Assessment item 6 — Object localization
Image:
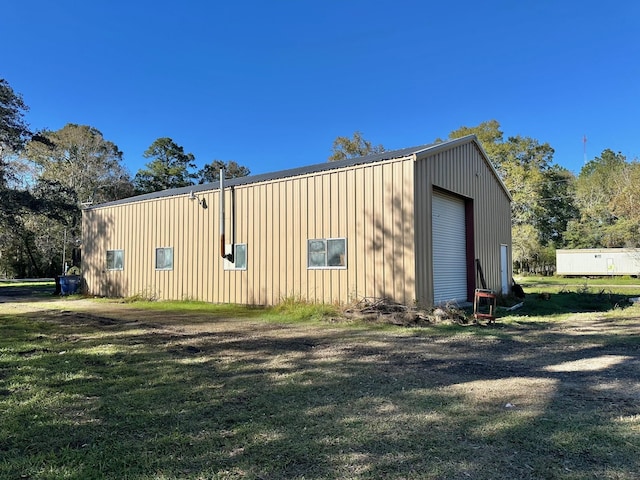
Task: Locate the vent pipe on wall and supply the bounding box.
[219,168,234,261]
[220,168,226,259]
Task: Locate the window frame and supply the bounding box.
[155,247,174,271]
[223,243,247,271]
[307,237,347,269]
[106,249,124,271]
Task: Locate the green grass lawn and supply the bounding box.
[509,275,640,318]
[1,282,639,479]
[516,274,640,287]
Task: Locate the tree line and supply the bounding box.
[445,120,640,273]
[0,79,250,277]
[2,78,638,278]
[327,124,640,274]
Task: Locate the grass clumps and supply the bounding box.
[3,289,640,479]
[267,296,341,322]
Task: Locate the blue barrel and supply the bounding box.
[60,275,81,295]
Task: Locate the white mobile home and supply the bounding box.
[82,135,512,306]
[556,249,640,276]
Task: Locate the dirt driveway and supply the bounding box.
[2,285,640,479]
[3,285,639,413]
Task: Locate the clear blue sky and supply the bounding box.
[4,1,639,177]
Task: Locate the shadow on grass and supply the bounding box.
[1,305,639,479]
[0,283,57,302]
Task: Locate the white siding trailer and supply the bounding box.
[556,249,640,276]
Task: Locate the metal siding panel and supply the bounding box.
[264,181,273,304]
[130,203,139,297]
[232,188,244,303]
[371,166,382,297]
[257,183,264,304]
[157,200,165,299]
[112,206,123,297]
[118,205,128,297]
[197,194,206,301]
[306,177,316,301]
[119,206,127,297]
[378,163,391,298]
[169,198,177,300]
[255,184,263,304]
[391,161,403,302]
[215,191,222,302]
[242,187,249,303]
[183,196,192,300]
[414,160,433,306]
[309,176,317,301]
[290,179,299,299]
[239,188,248,303]
[337,171,348,302]
[353,167,365,300]
[140,202,149,298]
[155,200,163,299]
[298,178,308,301]
[389,162,398,300]
[347,168,359,301]
[149,202,156,298]
[269,182,278,305]
[136,204,144,294]
[253,185,263,304]
[118,206,128,297]
[283,180,293,300]
[189,196,198,300]
[196,195,204,301]
[170,198,177,300]
[203,192,212,303]
[246,186,257,304]
[394,161,406,301]
[329,173,339,302]
[176,198,184,300]
[179,199,193,300]
[197,195,206,301]
[364,166,375,297]
[320,174,330,302]
[149,201,156,297]
[148,201,159,298]
[222,189,230,303]
[404,160,416,305]
[83,209,96,295]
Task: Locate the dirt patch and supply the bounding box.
[3,290,640,479]
[3,292,638,395]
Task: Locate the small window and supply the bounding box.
[155,247,174,270]
[106,250,124,271]
[307,238,346,269]
[224,244,247,271]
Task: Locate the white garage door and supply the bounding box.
[432,190,468,304]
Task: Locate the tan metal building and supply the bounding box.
[82,135,512,306]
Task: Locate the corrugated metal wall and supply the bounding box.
[82,139,511,307]
[82,157,416,305]
[413,141,512,306]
